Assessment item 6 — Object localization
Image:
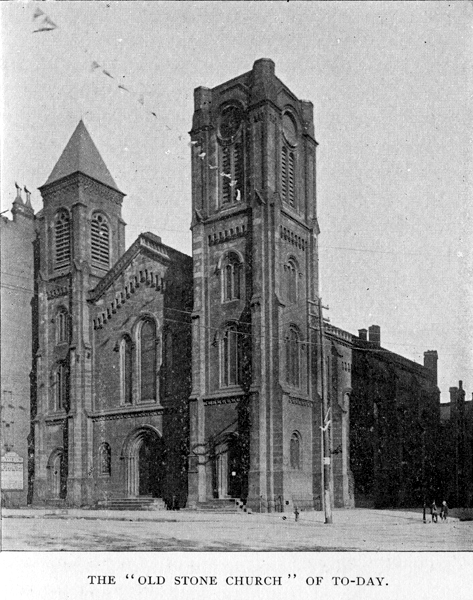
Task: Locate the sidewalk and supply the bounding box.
[1,506,459,524]
[2,507,471,551]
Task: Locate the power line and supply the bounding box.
[0,276,464,355]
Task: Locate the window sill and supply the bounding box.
[281,385,309,399]
[137,398,159,405]
[44,411,67,423]
[205,387,245,400]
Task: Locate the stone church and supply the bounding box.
[2,59,441,511]
[31,121,193,508]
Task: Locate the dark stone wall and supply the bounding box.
[350,340,440,508]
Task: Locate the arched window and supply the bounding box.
[120,336,133,405]
[54,210,71,269]
[281,146,295,206]
[286,326,301,387]
[55,362,68,411]
[91,213,110,269]
[290,432,301,469]
[56,308,69,345]
[285,259,298,304]
[223,252,242,301]
[221,324,241,387]
[98,443,111,476]
[140,319,157,401]
[221,141,243,204]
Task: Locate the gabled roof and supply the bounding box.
[88,232,188,302]
[44,120,121,192]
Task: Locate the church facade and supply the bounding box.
[2,59,444,511]
[31,122,192,508]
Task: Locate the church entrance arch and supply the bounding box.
[47,448,64,499]
[122,426,164,498]
[212,433,241,499]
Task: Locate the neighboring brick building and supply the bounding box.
[1,189,35,507]
[350,326,440,508]
[438,382,473,507]
[31,121,193,507]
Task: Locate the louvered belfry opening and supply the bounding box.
[221,140,243,204]
[281,146,295,206]
[91,213,110,268]
[54,210,71,269]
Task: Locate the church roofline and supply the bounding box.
[38,170,125,198]
[88,232,191,302]
[324,322,437,380]
[42,120,123,194]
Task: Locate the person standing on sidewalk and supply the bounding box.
[440,500,449,522]
[430,500,438,523]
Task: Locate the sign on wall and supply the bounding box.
[1,451,24,490]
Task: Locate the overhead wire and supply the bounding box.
[0,277,463,359]
[2,6,463,370]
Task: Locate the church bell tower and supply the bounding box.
[33,121,126,505]
[189,59,322,511]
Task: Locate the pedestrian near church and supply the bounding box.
[441,501,449,522]
[431,500,438,523]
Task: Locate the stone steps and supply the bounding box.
[97,497,166,511]
[191,498,252,514]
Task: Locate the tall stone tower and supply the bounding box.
[189,59,322,511]
[33,121,126,505]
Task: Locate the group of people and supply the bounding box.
[430,500,448,523]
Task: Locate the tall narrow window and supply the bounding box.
[287,150,295,206]
[282,112,297,207]
[286,327,301,387]
[55,363,68,410]
[285,259,298,304]
[281,146,295,206]
[56,308,69,344]
[140,319,157,401]
[98,443,111,476]
[222,325,240,387]
[281,146,288,199]
[223,252,242,301]
[120,336,133,405]
[91,213,110,269]
[290,432,301,469]
[221,141,243,204]
[55,210,71,269]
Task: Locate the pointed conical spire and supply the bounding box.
[44,120,121,192]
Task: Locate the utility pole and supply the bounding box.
[318,298,332,524]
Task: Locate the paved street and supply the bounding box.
[2,507,472,551]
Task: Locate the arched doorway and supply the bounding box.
[47,448,64,499]
[212,433,241,499]
[122,427,164,498]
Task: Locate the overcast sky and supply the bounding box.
[1,1,471,400]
